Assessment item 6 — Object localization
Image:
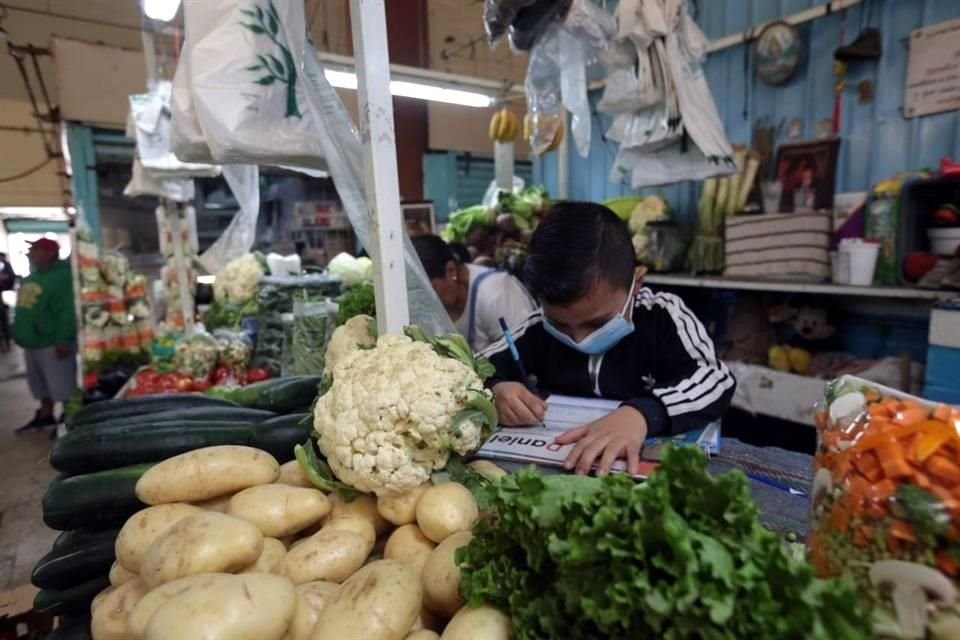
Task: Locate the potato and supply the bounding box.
[384,524,435,572]
[140,512,264,588]
[416,483,478,543]
[377,485,428,526]
[229,484,331,537]
[108,561,136,586]
[192,493,234,512]
[90,578,148,640]
[296,581,340,614]
[310,560,422,640]
[467,460,508,480]
[407,632,440,640]
[278,529,371,585]
[329,493,390,535]
[440,605,511,640]
[319,514,377,548]
[136,445,280,505]
[144,573,296,640]
[241,537,288,573]
[115,503,202,572]
[421,531,472,616]
[410,606,442,632]
[277,460,315,488]
[284,593,320,640]
[128,574,230,640]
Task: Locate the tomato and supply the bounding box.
[246,367,271,383]
[212,366,232,385]
[191,378,211,392]
[137,369,160,384]
[83,372,99,390]
[175,378,195,392]
[157,374,179,392]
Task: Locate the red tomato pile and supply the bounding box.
[127,365,271,396]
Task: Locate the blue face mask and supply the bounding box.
[542,283,636,355]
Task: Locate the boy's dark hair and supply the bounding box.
[524,201,635,305]
[411,234,456,279]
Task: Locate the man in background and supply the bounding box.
[13,239,77,432]
[0,252,14,352]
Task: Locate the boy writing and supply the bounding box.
[483,202,735,476]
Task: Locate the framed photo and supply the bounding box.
[753,21,802,86]
[402,201,436,238]
[774,139,841,212]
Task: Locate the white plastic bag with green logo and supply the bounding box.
[181,0,327,170]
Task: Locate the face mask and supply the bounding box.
[543,282,636,355]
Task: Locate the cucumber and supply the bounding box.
[50,421,258,474]
[43,464,151,530]
[206,376,322,413]
[71,406,277,432]
[33,529,118,589]
[253,413,312,462]
[52,527,121,553]
[34,575,110,615]
[68,394,240,429]
[46,615,92,640]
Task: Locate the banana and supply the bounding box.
[489,108,517,143]
[488,110,502,141]
[523,114,532,142]
[546,119,564,152]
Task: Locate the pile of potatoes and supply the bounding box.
[90,445,512,640]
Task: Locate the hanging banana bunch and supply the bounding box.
[523,113,564,154]
[488,108,518,143]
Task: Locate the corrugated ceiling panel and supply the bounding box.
[540,0,960,222]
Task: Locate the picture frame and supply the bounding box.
[774,138,841,212]
[753,21,803,86]
[402,201,436,238]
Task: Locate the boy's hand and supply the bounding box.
[493,382,547,426]
[556,406,647,476]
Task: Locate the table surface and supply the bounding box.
[493,438,814,539]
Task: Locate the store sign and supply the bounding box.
[904,17,960,118]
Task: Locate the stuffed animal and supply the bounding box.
[768,305,837,375]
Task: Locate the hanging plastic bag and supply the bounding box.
[173,329,220,379]
[291,298,337,375]
[183,0,328,170]
[481,176,525,209]
[198,164,261,274]
[125,158,196,202]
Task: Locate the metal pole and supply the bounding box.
[557,112,570,199]
[494,142,514,192]
[349,0,409,334]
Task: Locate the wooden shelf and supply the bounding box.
[644,274,956,301]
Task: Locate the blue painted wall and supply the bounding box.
[539,0,960,222]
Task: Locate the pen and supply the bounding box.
[498,317,533,390]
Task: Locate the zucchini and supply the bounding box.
[206,376,322,413]
[46,615,92,640]
[71,406,277,432]
[253,413,312,462]
[43,464,152,530]
[50,421,258,474]
[67,394,240,429]
[33,529,118,589]
[34,575,110,615]
[52,527,121,553]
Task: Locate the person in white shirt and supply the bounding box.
[412,235,536,353]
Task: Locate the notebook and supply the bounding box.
[475,394,721,478]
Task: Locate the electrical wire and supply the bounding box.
[0,157,53,183]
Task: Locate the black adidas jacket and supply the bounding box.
[481,288,736,437]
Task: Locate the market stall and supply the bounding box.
[32,0,960,639]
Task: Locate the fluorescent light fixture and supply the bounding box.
[196,275,216,285]
[143,0,181,21]
[323,69,492,108]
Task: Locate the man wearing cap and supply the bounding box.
[13,238,77,432]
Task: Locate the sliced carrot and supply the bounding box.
[933,404,952,422]
[860,524,875,541]
[852,528,868,546]
[808,532,831,577]
[868,403,893,419]
[915,427,955,463]
[893,407,930,427]
[815,410,829,430]
[901,398,924,411]
[864,478,897,503]
[876,442,914,479]
[853,452,883,483]
[890,519,918,543]
[927,455,960,485]
[913,471,933,490]
[937,551,959,576]
[829,505,851,532]
[865,502,888,519]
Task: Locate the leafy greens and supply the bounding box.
[456,446,870,640]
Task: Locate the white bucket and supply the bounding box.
[839,239,880,286]
[928,228,960,256]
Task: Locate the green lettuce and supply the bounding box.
[456,447,870,640]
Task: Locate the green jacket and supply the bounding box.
[13,259,77,349]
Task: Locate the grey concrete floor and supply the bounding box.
[0,347,59,590]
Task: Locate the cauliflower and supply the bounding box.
[214,253,265,304]
[325,314,376,373]
[627,195,670,235]
[311,329,497,496]
[327,252,373,288]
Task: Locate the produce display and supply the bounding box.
[326,252,373,288]
[811,379,960,638]
[335,281,376,326]
[155,205,199,332]
[440,185,549,261]
[205,253,268,331]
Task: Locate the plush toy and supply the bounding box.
[768,305,837,375]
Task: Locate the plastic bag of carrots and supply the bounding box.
[810,375,960,638]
